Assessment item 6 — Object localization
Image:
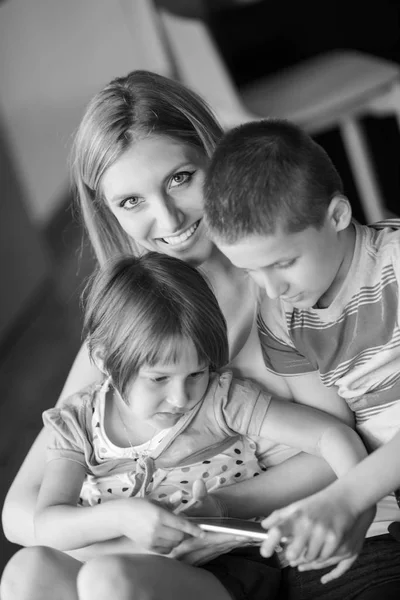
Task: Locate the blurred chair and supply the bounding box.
[155,4,400,223]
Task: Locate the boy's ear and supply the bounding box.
[91,347,108,376]
[327,194,352,232]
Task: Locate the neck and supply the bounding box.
[200,243,238,279]
[318,223,356,308]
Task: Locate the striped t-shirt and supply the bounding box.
[257,219,400,423]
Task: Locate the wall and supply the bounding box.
[0,0,169,226]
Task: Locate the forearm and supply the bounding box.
[212,453,336,518]
[327,431,400,514]
[35,503,121,551]
[67,536,149,561]
[3,345,102,546]
[319,424,367,477]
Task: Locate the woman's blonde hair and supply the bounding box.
[71,70,223,265]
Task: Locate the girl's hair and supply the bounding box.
[71,70,223,265]
[83,252,229,400]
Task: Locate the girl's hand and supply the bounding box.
[260,491,375,567]
[117,498,203,554]
[169,530,251,565]
[181,480,227,517]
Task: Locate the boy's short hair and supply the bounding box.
[204,119,344,244]
[82,253,229,400]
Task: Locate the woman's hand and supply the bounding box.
[117,498,203,554]
[169,531,250,566]
[259,489,375,571]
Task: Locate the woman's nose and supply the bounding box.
[156,197,185,232]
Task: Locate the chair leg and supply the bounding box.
[339,117,387,224]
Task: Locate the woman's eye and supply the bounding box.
[120,197,142,210]
[170,171,194,188]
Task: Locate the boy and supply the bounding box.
[203,118,400,577]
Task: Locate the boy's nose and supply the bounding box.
[261,272,287,300]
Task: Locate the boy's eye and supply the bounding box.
[120,197,142,210]
[276,259,296,269]
[170,171,194,188]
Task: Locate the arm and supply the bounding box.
[285,372,354,426]
[319,429,400,516]
[34,458,202,553]
[2,342,101,546]
[197,452,337,518]
[258,398,367,477]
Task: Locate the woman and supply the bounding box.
[0,70,386,599]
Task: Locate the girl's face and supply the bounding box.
[124,339,210,429]
[101,135,214,266]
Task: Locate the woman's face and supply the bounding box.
[101,135,214,266]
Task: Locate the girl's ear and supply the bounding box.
[91,347,108,376]
[328,194,352,232]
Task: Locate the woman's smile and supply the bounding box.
[158,219,202,248]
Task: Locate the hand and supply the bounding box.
[169,530,251,566]
[181,480,227,517]
[117,498,203,554]
[295,506,375,583]
[297,552,359,584]
[260,490,375,568]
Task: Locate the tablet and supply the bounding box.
[188,517,271,541]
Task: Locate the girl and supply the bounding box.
[32,252,365,600]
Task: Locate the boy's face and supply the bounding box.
[216,208,352,309]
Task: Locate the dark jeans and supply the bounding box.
[280,534,400,600]
[202,546,281,600]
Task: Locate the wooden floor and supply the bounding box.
[0,214,95,576]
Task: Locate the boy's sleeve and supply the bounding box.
[43,394,89,468]
[257,296,316,376]
[213,372,272,437]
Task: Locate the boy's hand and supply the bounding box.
[117,498,203,554]
[260,490,375,568]
[296,506,375,583]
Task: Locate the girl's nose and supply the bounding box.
[167,383,189,409]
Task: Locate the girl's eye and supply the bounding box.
[189,370,207,379]
[120,197,142,210]
[170,171,194,188]
[151,376,167,383]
